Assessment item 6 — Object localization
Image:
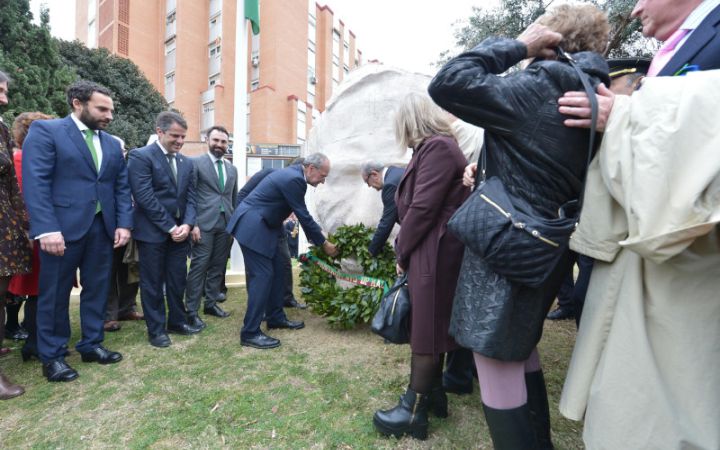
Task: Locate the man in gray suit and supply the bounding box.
[185,126,238,328]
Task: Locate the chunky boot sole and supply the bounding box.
[373,414,428,440]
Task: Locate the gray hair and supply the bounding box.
[303,152,329,168]
[156,111,187,132]
[0,70,10,84]
[360,160,384,178]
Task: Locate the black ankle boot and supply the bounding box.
[525,371,554,450]
[427,384,448,418]
[373,387,430,440]
[482,403,538,450]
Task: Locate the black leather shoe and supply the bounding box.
[188,314,207,330]
[547,307,574,321]
[149,333,171,348]
[167,323,202,335]
[5,326,29,341]
[241,332,281,349]
[80,346,123,364]
[204,304,230,318]
[267,319,305,330]
[43,360,79,382]
[283,298,308,309]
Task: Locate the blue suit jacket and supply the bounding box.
[227,164,325,258]
[127,142,196,243]
[22,115,133,241]
[368,166,404,256]
[659,4,720,76]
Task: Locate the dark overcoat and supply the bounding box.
[395,134,469,356]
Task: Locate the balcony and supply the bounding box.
[165,20,176,39]
[165,81,175,103]
[208,56,221,76]
[209,21,222,43]
[201,107,214,132]
[165,51,176,74]
[166,0,176,14]
[209,0,222,17]
[201,87,215,104]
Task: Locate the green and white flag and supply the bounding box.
[245,0,260,35]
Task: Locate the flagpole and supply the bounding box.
[230,0,249,274]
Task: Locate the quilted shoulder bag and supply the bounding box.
[371,274,410,344]
[447,49,598,288]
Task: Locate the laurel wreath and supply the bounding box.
[299,224,396,329]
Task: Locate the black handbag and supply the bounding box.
[447,49,599,288]
[371,274,410,344]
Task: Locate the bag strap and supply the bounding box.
[557,47,598,209]
[476,48,599,210]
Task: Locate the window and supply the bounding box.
[297,103,307,144]
[166,11,177,38]
[209,74,220,87]
[164,72,175,102]
[209,15,222,42]
[261,159,286,170]
[165,39,176,74]
[209,44,221,57]
[251,80,259,91]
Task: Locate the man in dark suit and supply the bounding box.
[360,161,404,257]
[558,0,720,129]
[23,80,132,382]
[238,163,307,310]
[128,112,199,348]
[227,153,338,349]
[185,126,237,328]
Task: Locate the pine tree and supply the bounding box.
[57,40,168,149]
[0,0,75,124]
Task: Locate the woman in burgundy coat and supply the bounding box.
[373,93,469,440]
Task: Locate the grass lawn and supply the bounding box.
[0,282,584,449]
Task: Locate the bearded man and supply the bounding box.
[185,125,238,327]
[23,80,133,382]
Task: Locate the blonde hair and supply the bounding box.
[535,3,610,54]
[394,93,453,150]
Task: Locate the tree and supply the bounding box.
[438,0,656,66]
[0,0,75,125]
[57,40,168,149]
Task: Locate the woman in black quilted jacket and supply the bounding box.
[428,4,610,449]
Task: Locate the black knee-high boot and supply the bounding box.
[21,296,38,361]
[525,371,554,450]
[482,403,538,450]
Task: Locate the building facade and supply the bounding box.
[75,0,363,173]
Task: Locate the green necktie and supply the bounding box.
[216,159,225,212]
[83,129,101,214]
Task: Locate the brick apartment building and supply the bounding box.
[75,0,363,174]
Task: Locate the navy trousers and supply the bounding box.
[240,242,288,339]
[137,238,190,337]
[37,214,112,363]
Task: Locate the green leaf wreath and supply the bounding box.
[299,224,397,329]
